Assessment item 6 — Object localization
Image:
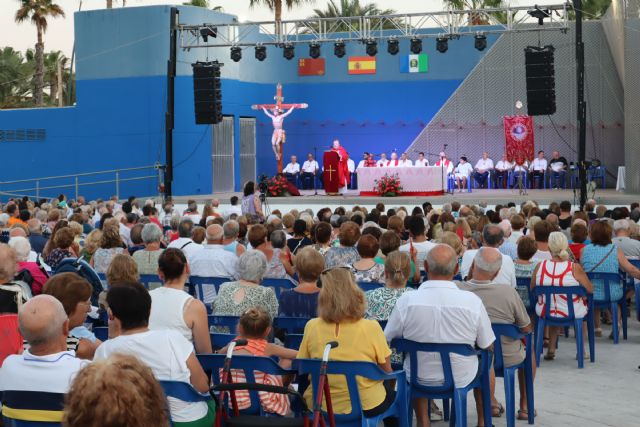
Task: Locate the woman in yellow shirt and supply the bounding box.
[297,267,397,426]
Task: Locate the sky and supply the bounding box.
[1,0,561,58]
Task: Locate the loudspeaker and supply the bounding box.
[192,61,222,124]
[525,46,556,116]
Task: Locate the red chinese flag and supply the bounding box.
[504,115,535,164]
[298,58,325,76]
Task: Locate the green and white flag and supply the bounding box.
[400,54,428,73]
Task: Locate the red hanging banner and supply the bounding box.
[503,115,535,165]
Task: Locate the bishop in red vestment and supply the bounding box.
[331,139,350,189]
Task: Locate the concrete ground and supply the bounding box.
[454,317,640,427]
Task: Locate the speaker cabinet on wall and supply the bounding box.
[192,61,223,124]
[524,45,556,116]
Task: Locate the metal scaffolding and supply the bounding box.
[178,4,571,50]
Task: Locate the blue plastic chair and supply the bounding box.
[586,272,628,343]
[159,380,210,426]
[93,326,109,341]
[357,281,384,292]
[548,170,567,189]
[625,260,640,321]
[472,170,492,189]
[448,173,472,193]
[261,278,296,299]
[529,170,547,189]
[491,324,535,427]
[1,390,64,427]
[588,166,606,188]
[273,316,311,350]
[208,314,240,332]
[197,354,297,417]
[138,274,163,290]
[391,339,493,427]
[210,332,237,349]
[294,359,409,427]
[188,276,231,301]
[533,286,595,368]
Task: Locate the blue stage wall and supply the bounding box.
[0,5,499,199]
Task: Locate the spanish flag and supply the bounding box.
[348,56,376,75]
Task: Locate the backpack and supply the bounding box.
[0,281,32,314]
[53,257,104,306]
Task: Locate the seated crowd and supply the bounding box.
[0,194,639,426]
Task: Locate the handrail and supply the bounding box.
[0,164,165,201]
[0,164,162,185]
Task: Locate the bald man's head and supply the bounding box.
[19,295,68,351]
[0,244,17,283]
[206,224,224,243]
[425,244,458,279]
[471,247,502,281]
[9,227,27,238]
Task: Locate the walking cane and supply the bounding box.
[216,338,248,427]
[312,341,339,427]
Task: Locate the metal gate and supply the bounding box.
[239,117,256,187]
[212,116,234,193]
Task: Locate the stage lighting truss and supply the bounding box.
[387,38,399,55]
[410,37,422,54]
[334,41,346,58]
[309,42,321,59]
[255,44,267,61]
[178,3,569,51]
[474,33,487,51]
[283,43,295,60]
[365,39,378,56]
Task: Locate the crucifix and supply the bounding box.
[251,83,308,172]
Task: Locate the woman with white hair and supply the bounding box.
[132,224,164,275]
[9,236,48,295]
[212,250,279,321]
[531,231,593,361]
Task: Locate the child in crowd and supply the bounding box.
[220,307,297,416]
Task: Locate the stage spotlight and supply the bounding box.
[410,37,422,54]
[200,25,217,43]
[436,37,448,53]
[365,39,378,56]
[334,41,346,58]
[230,46,242,62]
[309,43,321,59]
[387,39,399,55]
[474,34,487,51]
[283,43,295,60]
[528,6,550,25]
[255,45,267,61]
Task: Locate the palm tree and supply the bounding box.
[184,0,210,6]
[15,0,65,106]
[43,51,67,105]
[306,0,400,32]
[569,0,612,19]
[106,0,113,8]
[249,0,315,23]
[443,0,507,25]
[0,47,31,108]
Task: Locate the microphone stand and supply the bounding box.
[312,146,320,196]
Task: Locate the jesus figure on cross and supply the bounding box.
[252,83,308,170]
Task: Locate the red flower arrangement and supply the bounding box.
[374,173,403,197]
[266,175,289,197]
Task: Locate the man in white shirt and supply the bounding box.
[387,152,400,167]
[167,218,203,260]
[461,224,517,287]
[346,157,356,189]
[356,152,368,171]
[223,196,243,219]
[385,244,495,427]
[530,150,547,189]
[454,156,473,192]
[474,152,494,189]
[494,154,512,189]
[301,153,319,190]
[189,224,239,303]
[0,295,88,422]
[283,155,301,183]
[414,152,429,167]
[435,152,454,174]
[376,153,388,167]
[399,216,436,271]
[398,152,413,167]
